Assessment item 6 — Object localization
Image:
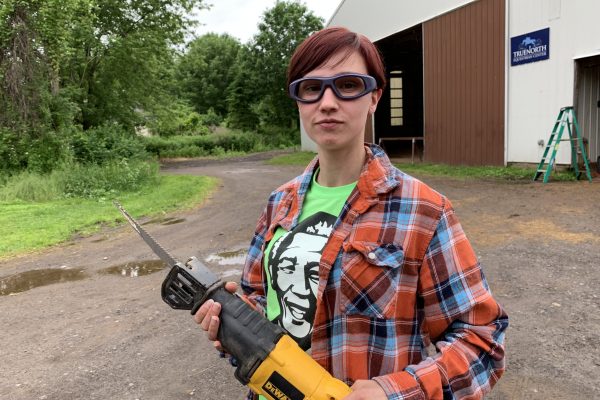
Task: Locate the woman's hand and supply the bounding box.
[343,379,387,400]
[193,281,238,352]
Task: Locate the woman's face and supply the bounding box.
[297,50,382,153]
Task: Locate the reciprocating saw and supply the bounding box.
[114,202,352,400]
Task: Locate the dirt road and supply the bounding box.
[1,154,599,399]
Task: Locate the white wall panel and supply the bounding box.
[507,0,600,164]
[328,0,477,41]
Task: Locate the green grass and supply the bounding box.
[265,151,577,181]
[0,174,219,259]
[395,163,576,181]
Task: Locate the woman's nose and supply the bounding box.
[318,87,339,111]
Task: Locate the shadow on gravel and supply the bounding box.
[142,217,186,226]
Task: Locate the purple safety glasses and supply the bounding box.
[288,73,377,103]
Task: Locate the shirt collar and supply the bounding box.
[296,143,399,200]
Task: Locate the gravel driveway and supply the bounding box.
[1,153,598,399]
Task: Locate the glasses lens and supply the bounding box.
[297,79,324,101]
[334,76,366,98]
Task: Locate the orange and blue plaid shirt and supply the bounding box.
[241,144,508,399]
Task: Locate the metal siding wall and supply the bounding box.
[424,0,505,165]
[576,62,600,161]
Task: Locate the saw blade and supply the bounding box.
[114,201,179,267]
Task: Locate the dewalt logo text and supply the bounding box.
[263,381,290,400]
[262,371,303,400]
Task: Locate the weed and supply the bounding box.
[0,160,159,201]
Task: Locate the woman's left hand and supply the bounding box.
[343,379,387,399]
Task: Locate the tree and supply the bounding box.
[252,1,323,128]
[227,1,323,130]
[176,33,241,117]
[0,0,51,131]
[67,0,205,130]
[0,0,208,172]
[0,0,206,133]
[226,46,260,130]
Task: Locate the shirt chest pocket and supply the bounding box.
[339,241,405,319]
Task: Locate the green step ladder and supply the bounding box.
[533,106,592,183]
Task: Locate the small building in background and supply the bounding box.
[300,0,600,168]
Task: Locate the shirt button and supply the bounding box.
[368,252,376,260]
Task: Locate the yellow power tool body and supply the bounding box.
[115,202,351,400]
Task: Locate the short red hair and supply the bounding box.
[287,26,386,92]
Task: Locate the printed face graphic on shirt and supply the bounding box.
[268,212,335,349]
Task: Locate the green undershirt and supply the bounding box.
[258,170,356,400]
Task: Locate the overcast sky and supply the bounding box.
[192,0,341,43]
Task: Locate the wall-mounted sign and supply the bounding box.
[511,28,550,66]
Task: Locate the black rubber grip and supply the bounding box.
[208,288,285,384]
[161,258,284,384]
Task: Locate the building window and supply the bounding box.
[389,71,403,126]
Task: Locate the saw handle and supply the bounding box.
[205,286,285,385]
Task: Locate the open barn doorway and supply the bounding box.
[575,54,600,174]
[374,25,424,162]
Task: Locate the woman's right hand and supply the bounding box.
[193,281,238,352]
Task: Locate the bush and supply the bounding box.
[146,100,211,137]
[0,128,74,174]
[0,128,28,172]
[61,159,159,198]
[27,131,74,173]
[143,131,268,158]
[0,170,63,202]
[70,124,148,165]
[257,125,300,148]
[0,159,159,201]
[198,108,223,132]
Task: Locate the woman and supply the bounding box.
[195,27,508,400]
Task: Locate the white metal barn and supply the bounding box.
[301,0,600,168]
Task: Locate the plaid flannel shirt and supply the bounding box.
[241,144,508,399]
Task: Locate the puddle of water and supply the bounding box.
[0,268,88,296]
[220,268,242,278]
[100,260,167,277]
[205,249,247,266]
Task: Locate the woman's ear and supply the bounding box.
[369,88,383,114]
